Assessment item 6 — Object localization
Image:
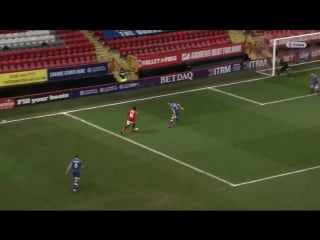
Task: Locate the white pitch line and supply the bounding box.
[256,70,271,76]
[67,87,207,113]
[214,75,271,87]
[234,165,320,187]
[262,93,316,105]
[208,87,264,105]
[63,112,236,187]
[0,87,210,125]
[0,112,65,124]
[0,76,272,125]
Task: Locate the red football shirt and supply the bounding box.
[127,109,137,122]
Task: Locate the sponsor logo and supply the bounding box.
[232,63,242,72]
[181,53,191,61]
[0,70,46,87]
[139,56,177,67]
[16,93,69,106]
[281,54,295,63]
[243,59,269,69]
[79,89,98,96]
[118,82,141,90]
[49,69,86,78]
[286,42,307,48]
[182,44,242,61]
[99,85,118,93]
[87,65,106,73]
[116,30,165,37]
[48,63,107,81]
[208,65,232,76]
[160,72,194,84]
[297,51,310,61]
[0,98,15,110]
[16,98,31,106]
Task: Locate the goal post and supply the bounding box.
[270,31,320,76]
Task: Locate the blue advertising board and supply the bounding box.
[71,81,144,99]
[47,62,108,82]
[102,30,171,40]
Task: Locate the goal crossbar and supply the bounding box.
[272,32,320,76]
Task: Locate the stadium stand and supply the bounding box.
[90,30,246,79]
[0,30,98,73]
[93,30,230,57]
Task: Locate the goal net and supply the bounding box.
[255,30,320,76]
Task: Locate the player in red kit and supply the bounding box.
[121,106,138,135]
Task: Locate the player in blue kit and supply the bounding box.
[167,101,184,128]
[310,73,319,95]
[65,154,84,192]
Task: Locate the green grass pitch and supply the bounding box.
[1,63,320,210]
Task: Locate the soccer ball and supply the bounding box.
[134,127,139,131]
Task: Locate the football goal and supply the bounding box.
[255,31,320,76]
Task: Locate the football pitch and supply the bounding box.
[2,64,320,210]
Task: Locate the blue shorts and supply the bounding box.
[72,170,80,179]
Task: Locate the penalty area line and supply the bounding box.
[63,112,236,187]
[207,87,264,105]
[234,164,320,187]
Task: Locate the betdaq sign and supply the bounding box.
[48,63,108,82]
[142,68,210,86]
[15,92,70,106]
[160,72,194,84]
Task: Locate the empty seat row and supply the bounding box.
[106,30,228,49]
[0,52,96,66]
[56,31,84,38]
[0,43,94,60]
[0,56,97,73]
[119,35,231,57]
[120,34,230,52]
[120,42,231,57]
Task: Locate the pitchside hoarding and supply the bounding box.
[47,63,108,82]
[136,44,244,70]
[15,92,70,107]
[1,58,266,110]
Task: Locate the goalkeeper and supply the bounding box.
[277,60,292,80]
